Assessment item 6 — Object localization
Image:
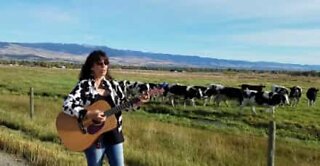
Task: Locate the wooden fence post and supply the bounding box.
[29,87,34,119]
[267,120,276,166]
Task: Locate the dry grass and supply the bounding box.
[0,66,320,165]
[123,113,320,166]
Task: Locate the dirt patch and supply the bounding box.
[0,151,29,166]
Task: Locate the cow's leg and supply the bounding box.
[159,96,164,102]
[214,95,227,107]
[208,95,216,104]
[272,106,275,114]
[239,103,246,114]
[206,96,211,106]
[170,96,175,107]
[284,94,290,106]
[208,95,214,105]
[224,99,229,107]
[292,98,298,107]
[191,98,196,107]
[214,95,220,107]
[251,106,257,115]
[310,100,313,106]
[265,106,275,114]
[203,98,208,106]
[183,97,188,108]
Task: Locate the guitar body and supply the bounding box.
[56,100,117,152]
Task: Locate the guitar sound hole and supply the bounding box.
[87,122,104,134]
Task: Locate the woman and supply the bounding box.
[63,50,146,166]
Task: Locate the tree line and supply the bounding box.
[1,60,320,77]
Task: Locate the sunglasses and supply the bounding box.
[95,61,109,66]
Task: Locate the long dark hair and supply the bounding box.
[79,50,112,80]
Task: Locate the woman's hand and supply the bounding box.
[85,110,106,123]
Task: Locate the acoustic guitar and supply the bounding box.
[56,88,163,152]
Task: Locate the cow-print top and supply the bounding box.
[63,77,128,144]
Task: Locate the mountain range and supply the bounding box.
[0,41,319,71]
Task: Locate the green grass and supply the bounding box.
[0,65,320,166]
[0,65,78,96]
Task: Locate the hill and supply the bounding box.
[1,41,319,71]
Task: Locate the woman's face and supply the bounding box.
[91,57,108,78]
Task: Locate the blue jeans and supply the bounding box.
[84,140,124,166]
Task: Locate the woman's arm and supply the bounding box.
[112,80,127,103]
[62,80,88,120]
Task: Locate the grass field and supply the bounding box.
[0,65,319,166]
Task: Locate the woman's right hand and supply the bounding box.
[85,110,106,123]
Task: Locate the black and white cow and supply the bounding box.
[241,89,288,114]
[193,85,209,105]
[271,85,290,105]
[214,87,243,107]
[289,86,302,107]
[126,81,150,97]
[306,87,319,106]
[125,81,164,100]
[118,80,132,96]
[147,82,163,101]
[202,84,224,106]
[240,84,265,92]
[159,82,170,101]
[165,84,203,107]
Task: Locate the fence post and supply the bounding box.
[267,120,276,166]
[29,87,34,119]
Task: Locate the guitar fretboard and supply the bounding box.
[104,98,139,117]
[103,88,163,117]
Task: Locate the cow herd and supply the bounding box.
[118,80,319,114]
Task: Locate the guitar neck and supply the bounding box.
[103,88,163,117]
[104,98,139,117]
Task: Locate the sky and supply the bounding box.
[1,0,320,65]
